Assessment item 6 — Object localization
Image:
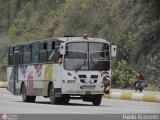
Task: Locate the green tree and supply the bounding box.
[147,54,160,80]
[118,32,135,61]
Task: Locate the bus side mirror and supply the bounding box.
[60,43,65,54]
[111,44,117,57]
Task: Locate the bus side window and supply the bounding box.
[15,46,20,65]
[31,42,39,63]
[14,46,19,54]
[52,41,55,49]
[9,46,14,65]
[48,41,56,62]
[43,43,47,51]
[19,45,24,64]
[8,46,19,65]
[39,42,48,63]
[23,45,31,64]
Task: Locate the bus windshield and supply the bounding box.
[64,42,110,71]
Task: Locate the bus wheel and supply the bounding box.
[92,95,102,106]
[22,84,29,102]
[22,84,36,102]
[49,84,58,104]
[29,96,36,102]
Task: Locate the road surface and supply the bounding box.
[0,88,160,120]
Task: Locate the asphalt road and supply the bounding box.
[0,88,160,120]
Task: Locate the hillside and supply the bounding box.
[0,0,160,87]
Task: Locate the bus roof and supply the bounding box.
[57,37,109,43]
[9,37,110,46]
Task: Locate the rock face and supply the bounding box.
[0,0,160,80]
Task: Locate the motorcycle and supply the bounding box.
[135,80,144,92]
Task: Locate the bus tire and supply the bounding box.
[92,95,102,106]
[28,96,36,102]
[22,84,29,102]
[21,84,36,102]
[49,84,58,104]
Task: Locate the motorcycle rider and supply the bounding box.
[135,71,144,91]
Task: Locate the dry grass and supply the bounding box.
[144,85,160,91]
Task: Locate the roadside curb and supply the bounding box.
[1,82,159,103]
[103,91,160,103]
[0,81,8,88]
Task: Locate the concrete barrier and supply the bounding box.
[0,81,8,88]
[103,90,160,103]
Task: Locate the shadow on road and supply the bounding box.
[13,101,93,106]
[35,102,93,106]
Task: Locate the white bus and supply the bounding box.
[7,34,117,105]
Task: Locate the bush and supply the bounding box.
[111,60,135,88]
